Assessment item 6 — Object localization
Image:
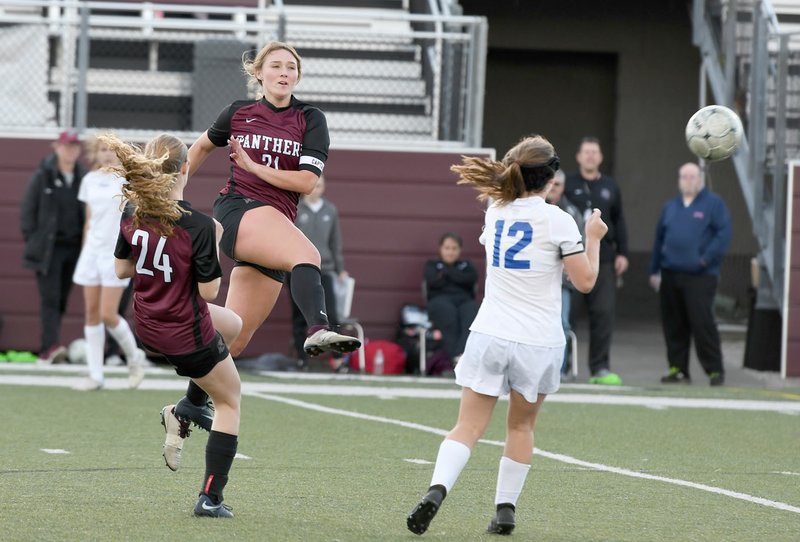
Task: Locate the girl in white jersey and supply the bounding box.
[72,136,146,390]
[407,135,608,536]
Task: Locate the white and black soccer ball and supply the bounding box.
[68,338,87,364]
[685,105,744,161]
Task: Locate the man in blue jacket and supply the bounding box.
[648,162,732,386]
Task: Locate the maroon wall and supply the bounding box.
[786,164,800,377]
[0,138,489,358]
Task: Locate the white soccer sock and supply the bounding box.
[429,439,471,494]
[494,456,531,506]
[107,318,139,362]
[84,324,105,383]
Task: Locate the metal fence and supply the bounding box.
[0,0,487,148]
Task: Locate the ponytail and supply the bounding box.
[99,133,187,237]
[453,135,558,205]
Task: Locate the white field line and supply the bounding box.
[0,364,631,391]
[258,371,634,391]
[1,374,799,413]
[251,392,800,516]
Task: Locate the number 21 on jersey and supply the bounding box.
[131,229,173,282]
[491,219,532,269]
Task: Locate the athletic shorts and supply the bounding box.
[143,331,229,379]
[73,248,130,288]
[213,193,285,283]
[454,331,562,403]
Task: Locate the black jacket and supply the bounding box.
[20,154,87,272]
[564,171,628,264]
[424,259,478,301]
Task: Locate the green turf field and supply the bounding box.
[2,369,799,541]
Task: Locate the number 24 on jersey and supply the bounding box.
[131,229,173,282]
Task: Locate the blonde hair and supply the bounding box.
[452,135,557,205]
[243,41,302,96]
[83,135,102,168]
[99,133,188,237]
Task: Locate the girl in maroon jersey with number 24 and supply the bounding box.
[106,133,243,518]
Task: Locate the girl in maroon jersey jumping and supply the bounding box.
[186,41,360,360]
[106,133,243,517]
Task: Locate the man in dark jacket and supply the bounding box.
[20,130,87,363]
[565,137,628,385]
[649,162,732,386]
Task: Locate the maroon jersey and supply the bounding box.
[114,201,222,355]
[207,96,329,221]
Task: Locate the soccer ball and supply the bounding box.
[68,338,87,364]
[685,105,744,161]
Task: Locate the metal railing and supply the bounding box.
[692,0,800,311]
[0,0,487,149]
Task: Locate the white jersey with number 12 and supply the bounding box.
[469,196,584,347]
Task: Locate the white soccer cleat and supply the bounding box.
[72,377,103,391]
[303,328,361,357]
[128,348,146,389]
[160,405,190,472]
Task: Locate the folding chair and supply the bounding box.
[568,330,579,378]
[336,276,366,374]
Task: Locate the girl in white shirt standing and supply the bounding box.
[72,136,145,390]
[407,135,608,536]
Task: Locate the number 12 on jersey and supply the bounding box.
[492,219,532,269]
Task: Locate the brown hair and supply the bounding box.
[99,133,188,237]
[243,41,302,96]
[452,135,557,205]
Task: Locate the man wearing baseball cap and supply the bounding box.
[20,130,88,363]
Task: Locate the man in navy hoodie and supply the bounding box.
[648,162,732,386]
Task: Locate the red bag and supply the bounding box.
[350,340,407,374]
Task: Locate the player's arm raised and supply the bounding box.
[187,131,218,178]
[563,209,607,293]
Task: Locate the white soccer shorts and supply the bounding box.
[455,331,562,403]
[73,249,130,287]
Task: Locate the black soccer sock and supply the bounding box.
[186,381,208,407]
[290,264,330,328]
[201,431,238,504]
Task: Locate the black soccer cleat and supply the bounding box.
[175,396,214,432]
[193,494,234,518]
[660,367,691,384]
[487,504,515,535]
[406,486,445,536]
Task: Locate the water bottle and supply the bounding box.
[374,348,384,375]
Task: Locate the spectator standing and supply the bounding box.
[545,169,584,378]
[21,130,87,364]
[649,162,731,386]
[564,137,627,385]
[71,135,146,391]
[423,232,479,364]
[288,175,349,368]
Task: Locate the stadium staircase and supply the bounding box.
[692,0,800,312]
